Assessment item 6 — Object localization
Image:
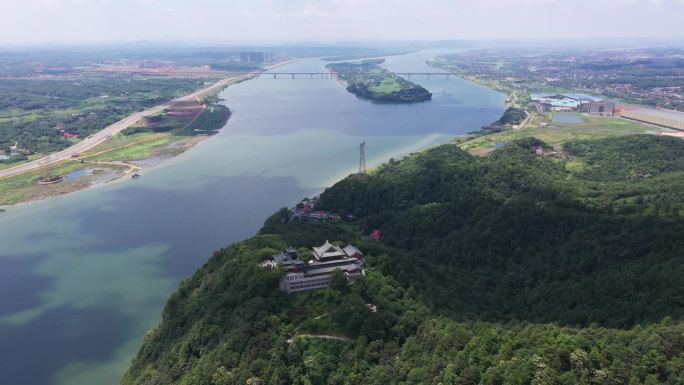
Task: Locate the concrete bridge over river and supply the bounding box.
[256,72,455,79]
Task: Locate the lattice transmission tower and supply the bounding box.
[359,141,367,175]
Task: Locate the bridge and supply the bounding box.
[256,72,455,79]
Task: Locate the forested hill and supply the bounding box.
[122,135,684,385]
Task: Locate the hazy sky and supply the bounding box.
[1,0,683,45]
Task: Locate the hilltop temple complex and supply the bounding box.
[264,241,364,294]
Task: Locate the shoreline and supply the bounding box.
[0,57,506,210]
[0,76,246,180]
[0,52,513,385]
[427,60,522,109]
[0,60,295,209]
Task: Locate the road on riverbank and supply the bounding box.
[0,74,251,180]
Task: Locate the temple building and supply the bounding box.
[261,247,305,270]
[267,241,364,294]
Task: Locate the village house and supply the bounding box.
[535,145,559,157]
[309,211,329,220]
[266,241,365,294]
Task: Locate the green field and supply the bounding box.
[0,99,231,206]
[345,67,403,95]
[0,76,214,155]
[85,134,181,162]
[0,128,184,205]
[459,113,655,154]
[326,60,432,103]
[0,160,124,206]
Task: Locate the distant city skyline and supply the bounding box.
[1,0,684,45]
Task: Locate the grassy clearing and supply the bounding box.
[0,76,212,154]
[0,163,14,171]
[0,82,235,206]
[460,113,655,154]
[0,111,196,205]
[328,60,431,103]
[0,122,194,205]
[81,102,229,163]
[369,77,403,95]
[0,160,124,206]
[85,135,179,162]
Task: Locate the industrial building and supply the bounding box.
[620,108,684,131]
[531,93,603,112]
[589,101,615,117]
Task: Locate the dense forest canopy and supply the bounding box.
[314,136,684,327]
[123,135,684,385]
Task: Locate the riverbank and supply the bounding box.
[0,99,228,206]
[0,51,509,385]
[425,58,665,156]
[0,61,292,207]
[428,59,527,109]
[456,111,664,156]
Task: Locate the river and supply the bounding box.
[0,50,504,385]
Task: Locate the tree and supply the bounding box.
[330,269,349,292]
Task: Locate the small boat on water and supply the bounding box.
[131,173,141,179]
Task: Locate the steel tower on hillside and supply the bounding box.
[359,142,367,175]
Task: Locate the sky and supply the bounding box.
[0,0,683,45]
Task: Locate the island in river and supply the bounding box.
[326,59,432,103]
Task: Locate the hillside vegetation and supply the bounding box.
[123,135,684,385]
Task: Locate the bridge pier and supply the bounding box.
[273,74,277,79]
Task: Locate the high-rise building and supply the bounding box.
[240,52,274,63]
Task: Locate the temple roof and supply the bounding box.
[343,245,363,258]
[313,240,343,259]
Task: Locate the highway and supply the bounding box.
[0,74,253,180]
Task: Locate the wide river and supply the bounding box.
[0,50,504,385]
